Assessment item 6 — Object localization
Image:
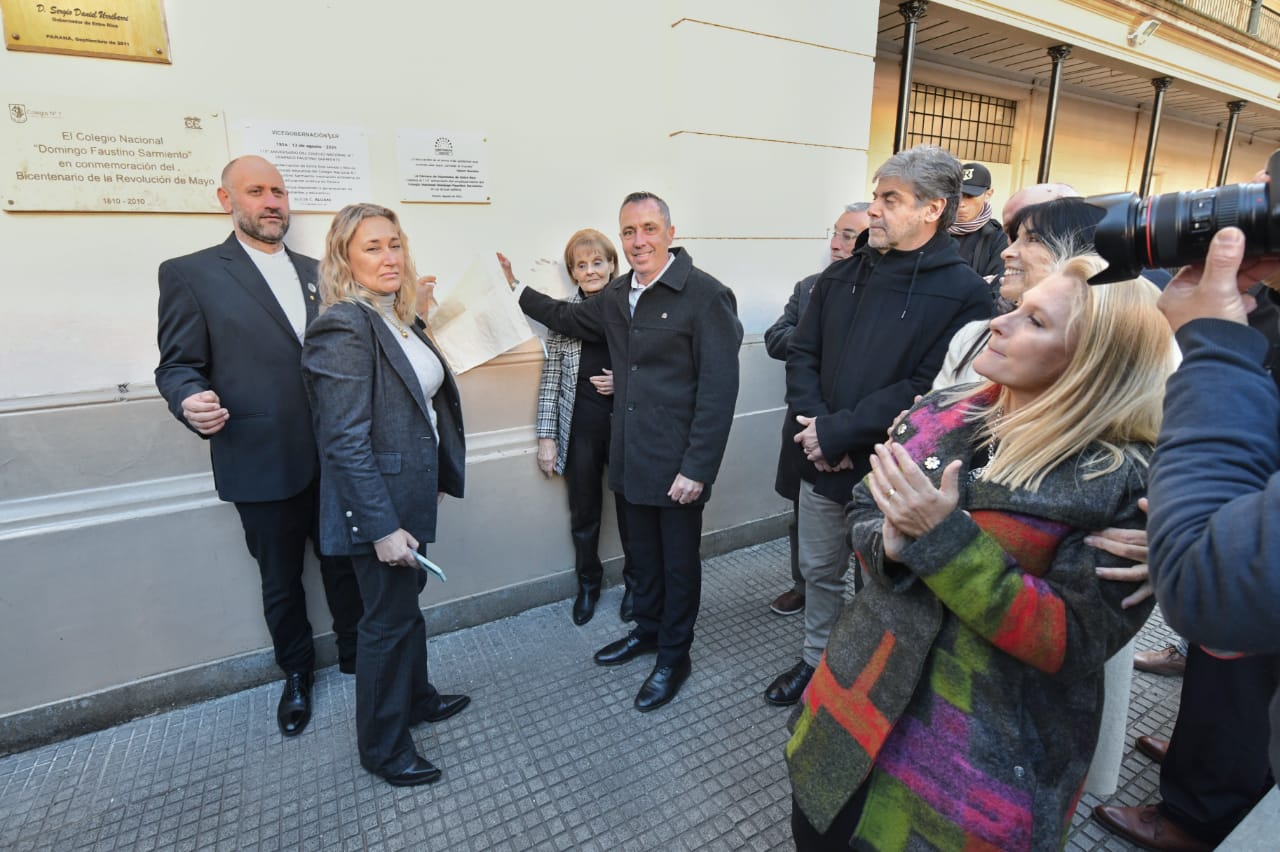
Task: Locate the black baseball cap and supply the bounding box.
[961,162,992,196]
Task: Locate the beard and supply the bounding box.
[233,206,289,245]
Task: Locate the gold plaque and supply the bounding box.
[2,0,171,64]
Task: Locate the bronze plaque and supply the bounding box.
[2,0,171,63]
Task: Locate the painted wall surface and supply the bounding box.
[0,2,874,721]
[866,58,1276,217]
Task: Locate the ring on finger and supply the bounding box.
[886,487,897,499]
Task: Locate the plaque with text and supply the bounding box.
[397,130,489,204]
[2,0,171,63]
[3,96,229,212]
[240,121,372,212]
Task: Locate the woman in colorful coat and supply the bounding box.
[787,252,1175,850]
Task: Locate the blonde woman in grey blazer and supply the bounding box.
[497,229,637,626]
[303,204,468,788]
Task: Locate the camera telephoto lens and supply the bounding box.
[1086,149,1279,284]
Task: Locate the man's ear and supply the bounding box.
[923,197,947,223]
[216,186,232,214]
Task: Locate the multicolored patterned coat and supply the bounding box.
[787,385,1153,850]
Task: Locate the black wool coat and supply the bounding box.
[518,247,743,506]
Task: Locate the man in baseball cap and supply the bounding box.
[950,161,1008,282]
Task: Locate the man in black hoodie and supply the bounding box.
[763,146,992,706]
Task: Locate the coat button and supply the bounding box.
[630,364,638,371]
[345,510,353,517]
[351,526,359,532]
[627,403,636,411]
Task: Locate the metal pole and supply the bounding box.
[1139,77,1173,196]
[1037,45,1072,183]
[1217,100,1247,185]
[1249,0,1263,34]
[894,1,929,154]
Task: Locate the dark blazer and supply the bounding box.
[518,247,742,507]
[301,300,465,557]
[155,233,322,503]
[765,272,820,502]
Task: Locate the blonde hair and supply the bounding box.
[967,253,1173,491]
[319,203,420,324]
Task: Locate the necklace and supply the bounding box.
[379,307,409,338]
[968,410,1003,483]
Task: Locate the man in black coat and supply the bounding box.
[763,202,869,618]
[154,156,361,737]
[513,191,742,712]
[764,146,991,707]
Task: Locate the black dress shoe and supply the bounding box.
[381,755,442,787]
[572,583,601,626]
[416,693,471,723]
[619,587,635,622]
[765,660,815,706]
[277,671,314,736]
[635,657,692,712]
[593,631,658,666]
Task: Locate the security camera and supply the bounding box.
[1127,19,1161,47]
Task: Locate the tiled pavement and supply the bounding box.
[0,538,1184,851]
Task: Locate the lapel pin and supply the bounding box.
[661,312,668,319]
[307,282,318,293]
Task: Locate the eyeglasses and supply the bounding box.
[827,229,860,242]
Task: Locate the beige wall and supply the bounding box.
[866,57,1274,213]
[0,1,875,741]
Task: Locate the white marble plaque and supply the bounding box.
[2,96,227,212]
[397,130,489,203]
[240,121,372,211]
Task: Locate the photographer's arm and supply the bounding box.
[1148,227,1280,653]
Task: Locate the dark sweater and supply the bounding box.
[784,230,992,502]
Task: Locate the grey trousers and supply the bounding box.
[797,480,853,668]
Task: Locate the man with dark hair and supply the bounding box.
[765,203,870,618]
[155,155,362,737]
[949,162,1009,281]
[511,191,742,711]
[764,146,991,706]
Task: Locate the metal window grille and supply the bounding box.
[907,84,1016,164]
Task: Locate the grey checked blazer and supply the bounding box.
[302,300,465,557]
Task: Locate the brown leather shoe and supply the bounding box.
[1134,645,1187,676]
[1093,805,1213,852]
[770,589,805,616]
[1136,735,1169,765]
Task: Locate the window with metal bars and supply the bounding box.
[907,84,1016,164]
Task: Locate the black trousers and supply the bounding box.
[618,495,704,667]
[351,552,438,776]
[234,480,362,673]
[786,499,802,589]
[791,784,868,850]
[1159,646,1279,843]
[564,405,635,590]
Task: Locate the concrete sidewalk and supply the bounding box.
[0,538,1184,851]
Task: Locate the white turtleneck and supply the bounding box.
[371,293,443,438]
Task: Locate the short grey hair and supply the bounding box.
[872,145,962,232]
[845,202,871,214]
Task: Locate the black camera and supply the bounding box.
[1086,148,1279,284]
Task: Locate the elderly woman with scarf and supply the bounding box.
[787,253,1174,850]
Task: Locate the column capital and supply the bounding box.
[1047,44,1072,62]
[1151,76,1173,93]
[898,1,929,24]
[1226,99,1248,114]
